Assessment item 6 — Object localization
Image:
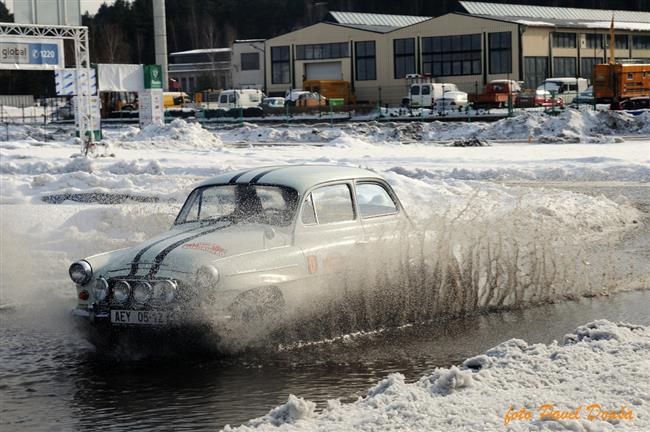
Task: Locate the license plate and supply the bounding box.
[110,309,177,326]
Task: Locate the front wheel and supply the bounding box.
[228,286,286,323]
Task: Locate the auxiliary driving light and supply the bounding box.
[153,280,177,303]
[112,280,131,304]
[132,281,153,304]
[93,277,109,301]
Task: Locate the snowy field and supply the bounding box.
[1,109,649,431]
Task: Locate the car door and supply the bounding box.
[354,181,410,274]
[421,84,432,107]
[294,182,364,295]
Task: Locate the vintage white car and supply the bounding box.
[70,165,412,338]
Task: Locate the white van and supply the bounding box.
[538,78,588,104]
[403,83,459,108]
[216,89,264,109]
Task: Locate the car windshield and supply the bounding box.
[175,184,298,226]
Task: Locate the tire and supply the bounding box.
[228,286,286,323]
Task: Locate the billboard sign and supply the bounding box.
[14,0,81,26]
[144,65,163,89]
[0,37,64,70]
[55,68,98,96]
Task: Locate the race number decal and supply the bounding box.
[307,255,318,274]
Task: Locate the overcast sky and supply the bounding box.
[3,0,110,16]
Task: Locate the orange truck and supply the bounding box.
[302,80,356,105]
[469,80,521,108]
[593,63,650,103]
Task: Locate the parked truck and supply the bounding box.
[302,80,355,105]
[469,80,521,108]
[593,63,650,104]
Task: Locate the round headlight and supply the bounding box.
[69,260,92,285]
[132,281,153,304]
[112,280,131,304]
[93,277,109,301]
[153,280,177,303]
[196,266,219,290]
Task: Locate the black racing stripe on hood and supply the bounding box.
[126,225,212,277]
[146,222,233,278]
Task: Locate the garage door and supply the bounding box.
[305,62,343,80]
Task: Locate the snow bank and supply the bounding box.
[226,320,650,431]
[216,110,650,145]
[120,119,223,149]
[423,109,650,143]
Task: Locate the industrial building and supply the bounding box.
[168,47,232,92]
[263,2,650,104]
[231,39,265,90]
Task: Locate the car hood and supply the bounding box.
[91,222,291,279]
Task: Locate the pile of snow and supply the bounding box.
[120,119,223,149]
[421,109,650,143]
[215,110,650,145]
[0,124,53,142]
[227,320,650,431]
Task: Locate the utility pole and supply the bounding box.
[153,0,169,90]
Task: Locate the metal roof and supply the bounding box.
[199,165,384,195]
[170,48,232,56]
[459,1,650,23]
[326,11,430,29]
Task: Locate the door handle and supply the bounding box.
[355,240,369,246]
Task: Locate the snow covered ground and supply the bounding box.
[226,320,650,431]
[1,109,649,430]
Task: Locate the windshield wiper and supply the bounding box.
[200,215,236,226]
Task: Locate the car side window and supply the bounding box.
[311,184,355,224]
[301,194,317,224]
[356,183,398,218]
[220,94,228,103]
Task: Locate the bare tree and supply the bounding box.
[101,24,128,63]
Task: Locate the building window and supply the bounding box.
[552,32,577,48]
[296,43,348,60]
[393,38,415,79]
[489,32,512,74]
[615,34,628,49]
[355,41,376,81]
[240,52,259,71]
[524,56,548,88]
[553,57,577,77]
[422,34,481,77]
[632,35,650,50]
[585,34,602,49]
[580,57,603,80]
[271,46,290,84]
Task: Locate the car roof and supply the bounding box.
[197,165,385,195]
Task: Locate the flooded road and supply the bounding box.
[1,290,648,431]
[1,183,649,431]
